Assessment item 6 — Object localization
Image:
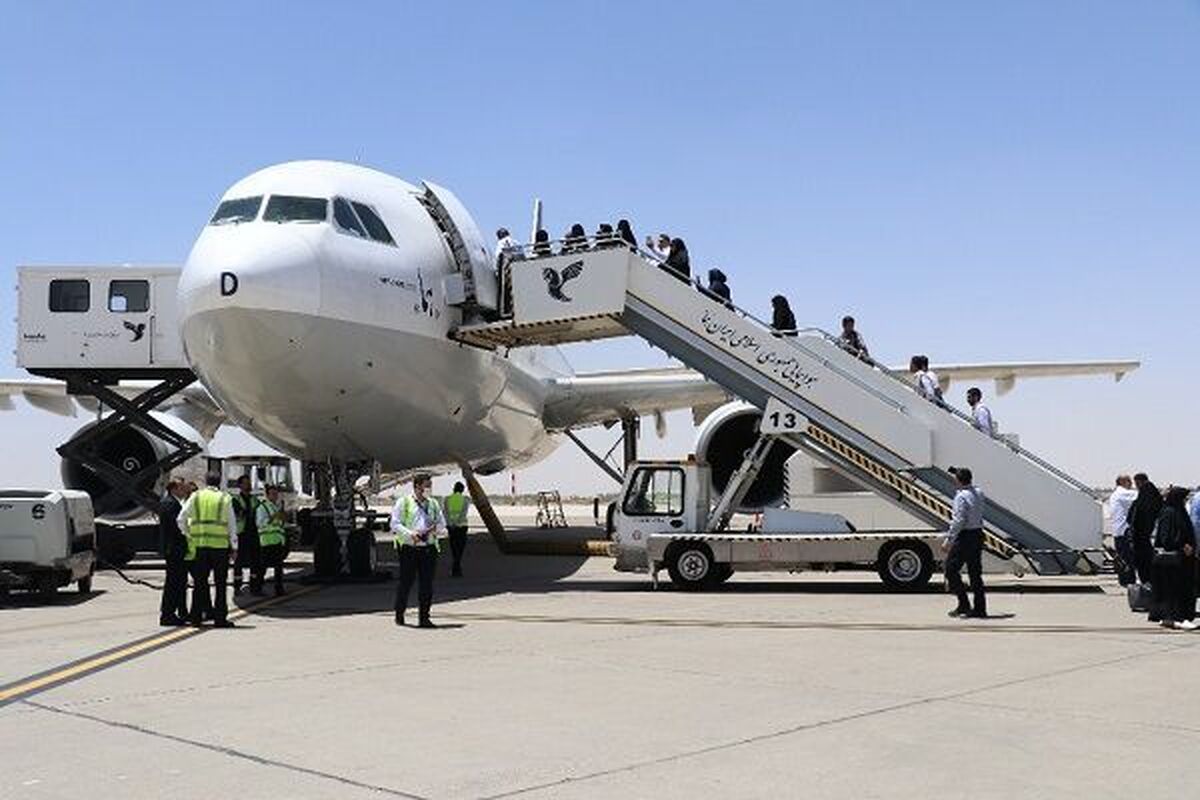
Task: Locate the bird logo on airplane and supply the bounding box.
[542,260,584,302]
[123,321,146,342]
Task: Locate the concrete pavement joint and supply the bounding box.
[21,699,428,799]
[474,633,1200,798]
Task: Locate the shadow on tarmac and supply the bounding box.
[234,532,1104,621]
[0,589,106,610]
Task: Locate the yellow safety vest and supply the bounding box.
[189,489,231,550]
[444,493,469,526]
[393,495,442,551]
[258,499,286,547]
[232,493,258,535]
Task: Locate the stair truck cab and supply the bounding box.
[0,489,97,598]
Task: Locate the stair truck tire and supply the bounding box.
[713,564,734,584]
[876,539,934,591]
[665,540,719,591]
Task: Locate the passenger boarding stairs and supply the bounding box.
[453,241,1104,575]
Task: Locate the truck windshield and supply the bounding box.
[264,195,328,223]
[623,468,684,516]
[210,196,262,225]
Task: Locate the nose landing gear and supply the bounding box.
[304,459,385,580]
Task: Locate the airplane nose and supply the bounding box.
[179,225,320,324]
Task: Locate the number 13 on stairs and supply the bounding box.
[761,396,807,435]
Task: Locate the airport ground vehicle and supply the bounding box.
[608,454,955,591]
[0,489,96,597]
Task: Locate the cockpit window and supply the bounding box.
[333,197,367,238]
[210,196,262,225]
[351,201,396,245]
[263,195,328,223]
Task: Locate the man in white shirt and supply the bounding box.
[644,233,672,261]
[910,355,943,404]
[942,467,987,618]
[390,473,447,628]
[966,387,996,436]
[1105,474,1138,584]
[177,473,238,627]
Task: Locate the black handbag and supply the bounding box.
[1153,548,1182,567]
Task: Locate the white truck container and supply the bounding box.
[0,489,97,597]
[16,265,185,370]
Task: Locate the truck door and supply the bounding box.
[620,466,688,539]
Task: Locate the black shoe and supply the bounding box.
[418,619,437,629]
[188,617,205,627]
[159,616,185,627]
[451,569,463,578]
[395,613,406,626]
[274,587,286,597]
[250,588,265,597]
[948,608,971,618]
[967,610,988,619]
[213,619,235,628]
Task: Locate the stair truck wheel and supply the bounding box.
[876,539,934,591]
[712,564,734,585]
[665,540,718,591]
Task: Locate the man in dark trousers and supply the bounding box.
[443,481,471,577]
[231,475,260,593]
[178,472,238,628]
[157,479,190,626]
[390,473,446,628]
[942,467,987,618]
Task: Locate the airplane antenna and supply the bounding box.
[529,198,542,243]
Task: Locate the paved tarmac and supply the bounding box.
[1,532,1196,800]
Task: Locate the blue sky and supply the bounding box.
[1,2,1197,493]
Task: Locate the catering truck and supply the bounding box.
[609,452,1016,591]
[0,489,97,598]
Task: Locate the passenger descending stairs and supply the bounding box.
[454,242,1103,575]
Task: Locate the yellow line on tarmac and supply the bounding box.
[0,584,322,706]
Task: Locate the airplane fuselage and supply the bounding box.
[179,161,562,474]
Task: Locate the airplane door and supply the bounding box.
[421,180,498,312]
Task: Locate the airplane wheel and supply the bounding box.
[665,541,718,591]
[347,527,376,578]
[876,540,933,591]
[313,520,342,577]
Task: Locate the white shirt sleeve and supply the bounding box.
[177,494,193,537]
[946,492,968,542]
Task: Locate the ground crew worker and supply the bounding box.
[178,472,238,627]
[157,479,190,626]
[391,473,446,628]
[231,475,260,593]
[942,467,987,619]
[444,481,471,578]
[252,484,287,596]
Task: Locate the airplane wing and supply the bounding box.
[541,367,730,431]
[0,378,228,439]
[917,360,1140,396]
[543,358,1141,431]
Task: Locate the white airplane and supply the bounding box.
[4,160,1138,564]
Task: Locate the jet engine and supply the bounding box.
[60,412,208,519]
[694,402,796,509]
